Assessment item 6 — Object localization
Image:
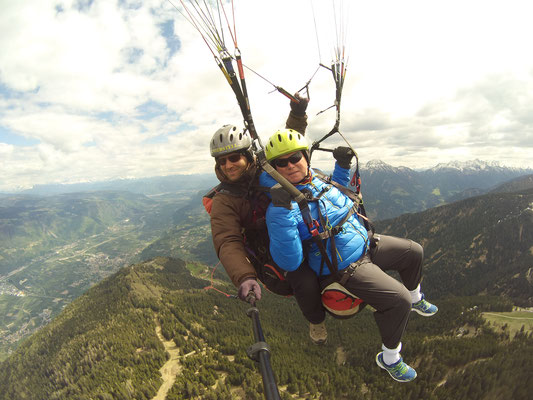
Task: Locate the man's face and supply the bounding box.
[217,152,249,182]
[273,151,308,184]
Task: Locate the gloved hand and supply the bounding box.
[270,184,292,210]
[333,146,355,169]
[290,92,309,116]
[238,278,261,302]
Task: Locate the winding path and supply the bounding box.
[152,322,182,400]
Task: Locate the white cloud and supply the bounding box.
[1,0,533,191]
[0,143,13,155]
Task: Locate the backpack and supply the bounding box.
[203,182,293,297]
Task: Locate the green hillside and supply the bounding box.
[0,191,171,274]
[138,191,217,266]
[0,191,187,360]
[1,257,532,399]
[376,188,533,307]
[0,257,207,400]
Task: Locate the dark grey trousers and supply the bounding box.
[284,234,423,336]
[343,234,423,348]
[286,262,326,324]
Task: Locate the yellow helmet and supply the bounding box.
[265,129,309,161]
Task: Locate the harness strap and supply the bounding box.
[338,253,368,286]
[308,198,359,276]
[308,185,339,276]
[316,203,359,240]
[314,169,374,232]
[315,229,338,276]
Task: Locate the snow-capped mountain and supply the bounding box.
[429,159,510,173]
[359,159,533,220]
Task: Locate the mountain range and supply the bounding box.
[358,159,533,219]
[0,190,192,359]
[1,173,218,197]
[1,161,532,362]
[3,159,531,221]
[0,171,532,398]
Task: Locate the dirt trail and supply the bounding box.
[152,322,182,400]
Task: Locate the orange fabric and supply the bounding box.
[202,196,213,214]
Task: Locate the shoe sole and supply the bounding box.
[375,353,417,383]
[411,308,438,317]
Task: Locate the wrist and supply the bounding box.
[336,160,351,170]
[239,277,256,285]
[290,109,306,117]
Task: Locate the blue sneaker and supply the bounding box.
[411,293,438,316]
[376,352,417,382]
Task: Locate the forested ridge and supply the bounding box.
[376,188,533,307]
[1,257,532,400]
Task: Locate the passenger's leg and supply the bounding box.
[371,234,438,316]
[285,263,325,324]
[370,234,422,291]
[343,259,417,381]
[343,259,411,349]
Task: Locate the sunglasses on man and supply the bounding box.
[216,153,243,166]
[272,151,304,168]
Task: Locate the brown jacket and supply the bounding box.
[209,111,307,287]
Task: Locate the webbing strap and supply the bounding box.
[313,191,340,276]
[315,231,337,276]
[308,190,360,277]
[313,204,358,241]
[338,254,367,286]
[313,169,373,232]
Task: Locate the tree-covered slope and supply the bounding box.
[376,188,533,306]
[1,256,533,400]
[0,257,207,400]
[359,160,533,220]
[138,191,218,266]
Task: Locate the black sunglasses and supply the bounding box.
[216,153,242,166]
[273,151,304,168]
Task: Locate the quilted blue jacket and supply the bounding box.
[259,164,369,276]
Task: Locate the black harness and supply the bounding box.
[299,170,373,278]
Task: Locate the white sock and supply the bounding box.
[382,342,402,365]
[410,284,422,304]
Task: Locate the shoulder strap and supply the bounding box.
[313,168,373,232]
[313,169,359,202]
[202,182,248,214]
[203,182,248,199]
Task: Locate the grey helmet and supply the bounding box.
[210,124,252,158]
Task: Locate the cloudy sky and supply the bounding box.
[1,0,532,192]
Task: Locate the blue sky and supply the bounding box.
[1,0,533,192]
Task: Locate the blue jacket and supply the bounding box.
[260,164,369,276]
